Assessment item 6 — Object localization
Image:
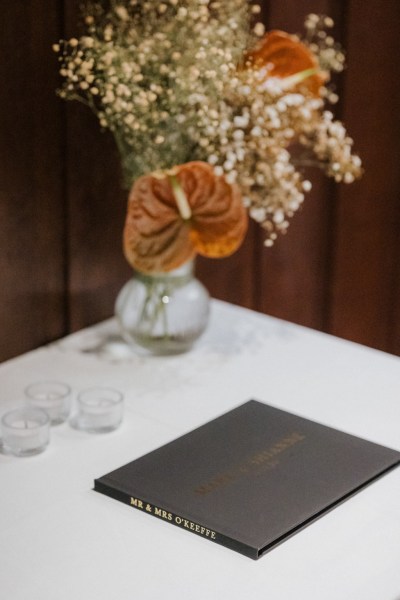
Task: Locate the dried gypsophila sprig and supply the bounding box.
[54,7,362,247]
[190,81,310,243]
[304,14,345,74]
[54,0,261,183]
[191,60,361,244]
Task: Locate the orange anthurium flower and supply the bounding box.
[123,161,248,274]
[245,30,326,97]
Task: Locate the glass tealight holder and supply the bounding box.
[1,407,50,457]
[71,387,123,433]
[25,381,71,425]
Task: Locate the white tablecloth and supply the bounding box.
[1,300,399,599]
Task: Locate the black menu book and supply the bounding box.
[94,400,400,559]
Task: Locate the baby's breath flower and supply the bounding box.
[253,22,265,37]
[114,5,130,21]
[55,4,361,247]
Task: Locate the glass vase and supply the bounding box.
[115,261,210,355]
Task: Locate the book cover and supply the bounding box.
[94,400,400,560]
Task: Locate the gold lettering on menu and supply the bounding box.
[129,498,216,538]
[154,507,173,521]
[194,431,306,495]
[130,497,144,509]
[174,516,216,538]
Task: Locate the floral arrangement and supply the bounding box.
[54,1,361,272]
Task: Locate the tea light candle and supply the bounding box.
[1,407,50,457]
[25,381,71,425]
[72,388,123,433]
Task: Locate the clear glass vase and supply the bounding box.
[115,261,210,355]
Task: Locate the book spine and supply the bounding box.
[94,479,257,559]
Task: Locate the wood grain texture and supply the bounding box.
[64,103,131,331]
[328,0,400,351]
[391,246,400,355]
[0,0,66,361]
[64,2,131,332]
[196,222,257,309]
[256,0,341,330]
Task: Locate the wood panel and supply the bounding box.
[0,0,66,361]
[328,0,400,351]
[391,246,400,356]
[64,3,131,332]
[196,223,257,309]
[256,0,344,330]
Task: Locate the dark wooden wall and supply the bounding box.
[1,0,399,362]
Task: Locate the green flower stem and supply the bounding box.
[139,281,170,339]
